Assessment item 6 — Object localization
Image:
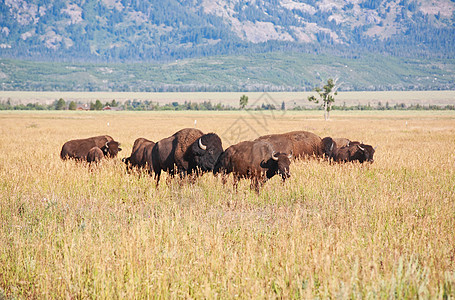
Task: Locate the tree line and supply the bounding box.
[0,98,453,111]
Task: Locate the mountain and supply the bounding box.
[1,0,454,62]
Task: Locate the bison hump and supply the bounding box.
[173,128,204,167]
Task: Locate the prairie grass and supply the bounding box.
[0,110,454,298]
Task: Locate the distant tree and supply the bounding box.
[94,99,103,110]
[90,102,95,110]
[111,99,118,107]
[68,101,77,110]
[281,101,285,110]
[308,79,338,120]
[239,95,248,109]
[55,98,66,110]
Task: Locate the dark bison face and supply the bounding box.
[276,153,291,180]
[102,141,122,158]
[122,157,130,166]
[351,144,375,163]
[321,137,335,158]
[262,152,292,181]
[191,133,223,172]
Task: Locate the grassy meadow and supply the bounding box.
[0,110,454,298]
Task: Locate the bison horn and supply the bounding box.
[198,138,207,150]
[330,142,334,152]
[105,141,109,148]
[374,145,379,150]
[358,145,365,151]
[287,153,292,159]
[272,152,279,161]
[347,141,350,147]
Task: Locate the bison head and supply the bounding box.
[191,133,223,172]
[350,144,375,163]
[262,152,292,181]
[321,137,335,158]
[102,140,122,158]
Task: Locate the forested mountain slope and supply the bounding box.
[1,0,454,62]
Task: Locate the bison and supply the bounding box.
[330,143,375,163]
[60,135,122,161]
[255,131,332,159]
[87,147,104,164]
[151,128,223,184]
[122,138,155,172]
[214,140,291,192]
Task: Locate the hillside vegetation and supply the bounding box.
[1,52,454,92]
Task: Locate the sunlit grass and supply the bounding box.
[0,110,454,298]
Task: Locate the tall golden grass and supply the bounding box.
[0,110,454,298]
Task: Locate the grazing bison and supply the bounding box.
[122,138,155,171]
[214,140,291,192]
[321,136,340,159]
[151,128,223,184]
[87,147,104,164]
[331,143,375,163]
[60,135,122,161]
[255,131,332,159]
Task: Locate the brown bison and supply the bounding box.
[214,140,291,192]
[151,128,223,184]
[122,138,155,172]
[255,131,332,159]
[330,143,375,163]
[60,135,122,161]
[87,147,104,164]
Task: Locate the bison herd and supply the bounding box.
[60,128,376,192]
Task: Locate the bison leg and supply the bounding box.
[221,173,228,185]
[233,176,240,192]
[166,175,173,186]
[250,177,261,194]
[174,168,185,181]
[187,172,198,184]
[154,169,161,186]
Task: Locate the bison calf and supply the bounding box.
[87,147,104,164]
[214,140,291,192]
[122,138,155,173]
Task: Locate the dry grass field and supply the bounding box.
[0,110,454,298]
